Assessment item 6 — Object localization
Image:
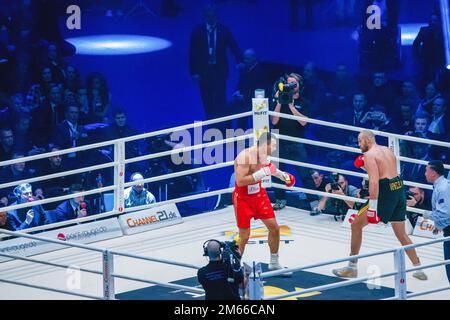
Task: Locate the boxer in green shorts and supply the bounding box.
[332,130,428,280]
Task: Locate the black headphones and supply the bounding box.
[203,239,223,257]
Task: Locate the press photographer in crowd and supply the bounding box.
[197,239,244,300]
[316,173,359,219]
[405,186,432,227]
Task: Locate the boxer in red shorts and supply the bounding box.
[233,132,296,271]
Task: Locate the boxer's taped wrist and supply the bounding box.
[252,169,266,182]
[369,199,378,210]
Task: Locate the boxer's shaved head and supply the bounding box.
[358,130,376,152]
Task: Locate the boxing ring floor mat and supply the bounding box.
[0,206,448,300]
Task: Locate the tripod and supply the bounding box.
[126,0,157,19]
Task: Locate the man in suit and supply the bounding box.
[7,183,54,231]
[54,184,90,222]
[30,84,65,147]
[53,104,88,169]
[189,4,243,121]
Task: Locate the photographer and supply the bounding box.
[316,173,358,217]
[360,104,393,132]
[405,186,432,227]
[271,73,313,210]
[197,240,244,300]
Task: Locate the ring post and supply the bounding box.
[114,141,126,216]
[388,136,401,175]
[248,261,263,300]
[102,250,115,300]
[394,248,407,300]
[252,90,271,188]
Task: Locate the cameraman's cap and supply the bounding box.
[428,160,444,176]
[206,240,221,259]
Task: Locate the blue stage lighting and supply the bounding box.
[66,34,172,55]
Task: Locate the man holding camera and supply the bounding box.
[405,186,432,227]
[271,73,312,211]
[197,239,244,300]
[233,132,295,271]
[316,173,358,218]
[332,130,427,280]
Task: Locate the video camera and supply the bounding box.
[277,81,297,105]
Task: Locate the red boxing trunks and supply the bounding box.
[232,181,275,229]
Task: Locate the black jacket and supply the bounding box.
[197,261,243,300]
[189,23,242,79]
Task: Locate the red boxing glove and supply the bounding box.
[366,199,380,224]
[354,155,365,169]
[284,172,296,187]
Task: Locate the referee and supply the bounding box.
[424,160,450,283]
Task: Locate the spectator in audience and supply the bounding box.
[366,72,395,113]
[37,66,56,98]
[41,43,66,84]
[0,127,15,161]
[14,113,44,156]
[406,186,432,227]
[53,105,89,168]
[86,72,111,123]
[77,87,90,123]
[428,97,448,139]
[10,92,30,115]
[189,4,243,120]
[392,98,415,134]
[395,81,420,113]
[0,202,11,231]
[416,82,440,116]
[124,172,156,209]
[0,152,35,201]
[7,183,54,231]
[334,93,368,127]
[413,13,445,87]
[325,63,356,112]
[30,83,65,147]
[315,173,358,218]
[64,65,81,93]
[36,144,77,209]
[302,61,326,115]
[26,83,46,111]
[405,113,431,138]
[401,142,431,184]
[0,96,14,129]
[231,48,271,129]
[55,184,91,222]
[360,104,394,132]
[309,170,329,215]
[102,108,141,175]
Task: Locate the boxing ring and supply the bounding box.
[0,100,449,300]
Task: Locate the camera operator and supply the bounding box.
[316,173,358,217]
[197,239,244,300]
[271,73,314,210]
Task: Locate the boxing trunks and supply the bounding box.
[232,181,275,229]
